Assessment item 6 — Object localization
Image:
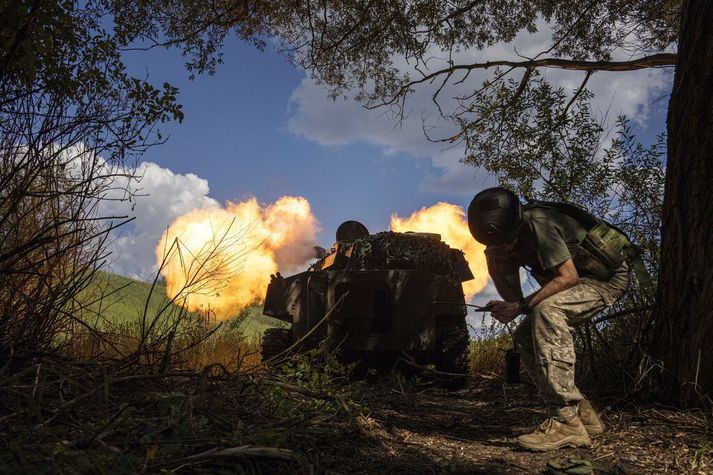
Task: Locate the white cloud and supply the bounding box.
[287,21,672,196]
[100,162,219,279]
[8,146,215,281]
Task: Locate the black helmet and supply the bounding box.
[467,187,522,246]
[336,220,369,242]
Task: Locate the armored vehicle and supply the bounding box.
[261,225,474,375]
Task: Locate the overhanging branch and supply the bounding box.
[422,53,676,80]
[374,53,677,108]
[449,53,677,73]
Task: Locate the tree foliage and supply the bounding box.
[0,0,185,356]
[462,72,611,205]
[461,71,665,269]
[270,0,678,103]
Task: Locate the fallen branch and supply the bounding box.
[149,445,298,470]
[264,379,334,401]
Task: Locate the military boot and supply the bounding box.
[578,399,604,435]
[517,415,591,452]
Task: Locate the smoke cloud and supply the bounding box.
[157,196,320,320]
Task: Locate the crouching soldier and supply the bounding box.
[467,187,643,451]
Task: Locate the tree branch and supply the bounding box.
[561,70,593,120]
[593,305,655,325]
[376,53,677,107]
[437,53,675,76]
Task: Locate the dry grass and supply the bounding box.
[64,316,263,374]
[0,342,363,473]
[181,328,262,372]
[469,331,512,376]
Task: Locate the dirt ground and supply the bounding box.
[3,368,711,474]
[296,379,713,474]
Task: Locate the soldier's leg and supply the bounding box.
[530,281,611,417]
[517,280,628,450]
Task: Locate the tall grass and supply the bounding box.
[66,316,263,373]
[469,332,513,376]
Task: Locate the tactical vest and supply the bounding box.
[524,200,652,291]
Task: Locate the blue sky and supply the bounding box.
[109,33,672,297]
[122,40,480,240]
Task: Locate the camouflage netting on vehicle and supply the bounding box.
[313,232,466,281]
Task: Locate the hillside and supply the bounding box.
[79,271,285,337]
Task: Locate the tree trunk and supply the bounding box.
[652,0,713,406]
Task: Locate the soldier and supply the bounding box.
[467,187,632,451]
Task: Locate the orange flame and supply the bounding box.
[390,202,488,301]
[156,196,319,320]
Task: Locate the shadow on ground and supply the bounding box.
[301,378,711,474]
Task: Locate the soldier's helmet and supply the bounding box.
[467,187,522,246]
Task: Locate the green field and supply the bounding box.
[80,271,285,337]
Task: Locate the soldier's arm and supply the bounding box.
[523,215,581,308]
[526,258,580,308]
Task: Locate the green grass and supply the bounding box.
[226,304,289,336]
[79,271,285,337]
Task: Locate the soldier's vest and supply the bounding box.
[524,200,652,291]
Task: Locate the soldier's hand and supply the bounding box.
[488,300,520,324]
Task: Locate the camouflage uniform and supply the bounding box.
[486,206,630,419]
[513,269,628,418]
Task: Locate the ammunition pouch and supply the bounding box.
[575,222,626,280]
[526,201,653,292]
[574,221,652,292]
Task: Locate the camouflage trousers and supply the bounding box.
[513,275,628,419]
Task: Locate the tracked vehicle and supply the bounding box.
[261,224,474,375]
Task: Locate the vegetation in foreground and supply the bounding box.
[2,344,711,474]
[79,271,285,338]
[1,1,712,472]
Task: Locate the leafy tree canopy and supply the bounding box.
[1,0,184,160]
[97,1,679,98]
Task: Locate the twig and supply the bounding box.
[77,402,132,448]
[31,363,41,398]
[592,305,655,325]
[334,395,391,447]
[0,343,14,377]
[593,451,616,461]
[148,445,298,470]
[0,412,17,424]
[264,379,333,401]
